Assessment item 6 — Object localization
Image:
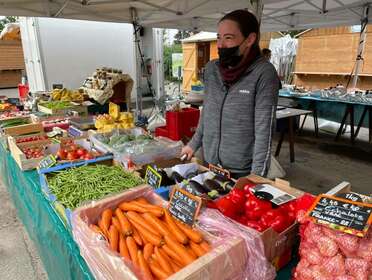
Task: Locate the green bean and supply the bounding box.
[47,164,143,209]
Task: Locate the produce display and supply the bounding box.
[0,111,29,120]
[51,88,84,102]
[21,146,45,159]
[293,219,372,280]
[91,197,211,279]
[0,103,15,111]
[55,139,100,161]
[0,118,29,129]
[39,101,74,110]
[95,113,134,132]
[46,165,143,209]
[42,117,70,132]
[16,135,49,143]
[96,131,152,149]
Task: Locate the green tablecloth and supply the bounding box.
[0,143,294,280]
[0,144,94,280]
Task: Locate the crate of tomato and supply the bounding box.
[209,175,315,270]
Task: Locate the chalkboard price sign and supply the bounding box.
[168,187,202,226]
[308,194,372,237]
[145,165,162,188]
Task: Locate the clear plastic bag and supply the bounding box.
[72,185,250,280]
[198,208,277,280]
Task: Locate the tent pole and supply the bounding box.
[351,5,369,89]
[251,0,264,23]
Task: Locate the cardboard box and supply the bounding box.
[72,185,248,280]
[38,102,88,116]
[234,175,305,270]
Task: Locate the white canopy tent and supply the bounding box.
[1,0,371,32]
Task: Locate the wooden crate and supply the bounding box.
[8,139,50,171]
[72,185,247,280]
[38,103,88,116]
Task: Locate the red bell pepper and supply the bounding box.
[270,215,290,233]
[229,188,246,213]
[243,182,256,194]
[245,220,267,232]
[215,196,239,219]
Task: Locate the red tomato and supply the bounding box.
[84,154,93,160]
[67,151,77,161]
[56,149,67,159]
[76,148,86,156]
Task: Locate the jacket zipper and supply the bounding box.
[217,85,229,165]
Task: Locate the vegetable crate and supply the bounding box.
[72,185,248,280]
[8,136,52,171]
[0,118,43,150]
[234,175,304,270]
[39,157,117,229]
[38,102,88,116]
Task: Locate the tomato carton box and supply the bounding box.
[234,175,305,270]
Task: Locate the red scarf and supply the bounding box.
[219,47,261,85]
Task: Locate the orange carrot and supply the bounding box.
[169,259,181,273]
[112,217,121,232]
[162,244,183,266]
[164,210,188,245]
[119,233,130,260]
[144,243,154,261]
[127,211,161,236]
[130,218,163,247]
[115,208,133,236]
[142,212,172,237]
[189,241,206,257]
[126,236,139,267]
[138,250,154,280]
[149,258,170,280]
[154,246,173,274]
[174,219,203,243]
[199,241,211,252]
[98,219,108,238]
[132,201,164,212]
[164,235,195,266]
[134,197,150,204]
[131,224,144,246]
[101,209,113,233]
[119,202,163,217]
[90,224,104,235]
[185,245,197,258]
[108,225,119,252]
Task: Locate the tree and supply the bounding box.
[173,30,195,44]
[163,44,182,81]
[0,16,18,33]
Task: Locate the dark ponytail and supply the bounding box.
[219,9,261,53]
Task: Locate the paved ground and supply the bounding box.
[0,87,371,279]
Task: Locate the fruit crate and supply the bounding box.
[38,102,88,116]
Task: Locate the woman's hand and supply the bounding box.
[181,145,194,160]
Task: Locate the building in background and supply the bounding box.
[181,31,282,92]
[294,25,372,90]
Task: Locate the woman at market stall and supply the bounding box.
[181,9,280,178]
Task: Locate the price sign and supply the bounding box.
[145,165,162,188]
[307,194,372,237]
[208,164,230,179]
[38,154,57,170]
[169,187,202,226]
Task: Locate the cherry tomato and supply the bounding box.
[76,148,86,156]
[67,151,77,161]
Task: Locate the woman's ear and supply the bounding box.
[246,33,257,48]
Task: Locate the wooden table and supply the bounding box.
[275,108,312,162]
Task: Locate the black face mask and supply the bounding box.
[218,45,242,67]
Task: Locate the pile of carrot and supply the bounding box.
[89,197,211,280]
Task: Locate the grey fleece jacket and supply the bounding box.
[188,56,279,176]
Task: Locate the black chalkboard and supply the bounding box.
[168,187,202,226]
[308,194,372,237]
[145,165,162,188]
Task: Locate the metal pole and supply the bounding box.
[351,5,369,89]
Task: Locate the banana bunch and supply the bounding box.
[51,88,84,102]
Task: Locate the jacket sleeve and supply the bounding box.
[251,66,279,176]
